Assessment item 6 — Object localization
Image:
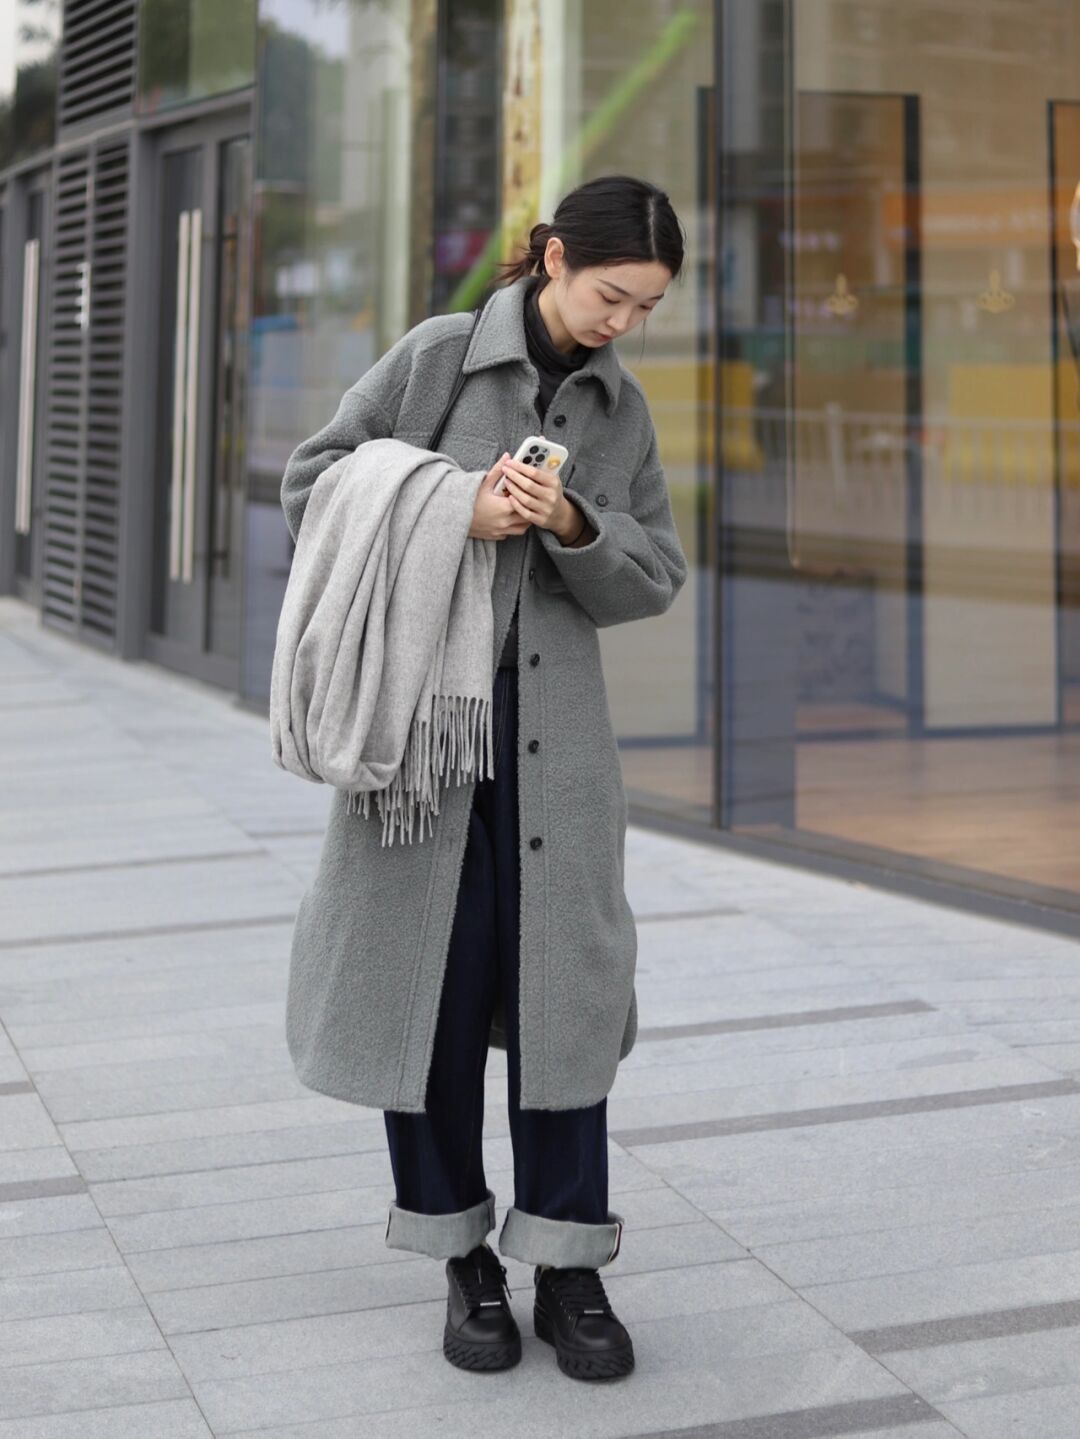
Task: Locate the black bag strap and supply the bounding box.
[426,294,489,453]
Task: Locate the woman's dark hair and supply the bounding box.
[493,174,685,289]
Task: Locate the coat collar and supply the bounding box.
[461,275,622,415]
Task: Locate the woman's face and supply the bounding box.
[541,237,672,348]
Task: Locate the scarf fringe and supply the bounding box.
[344,689,495,846]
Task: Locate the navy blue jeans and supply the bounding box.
[383,666,621,1266]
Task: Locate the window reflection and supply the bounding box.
[138,0,256,115]
[243,0,437,699]
[722,0,1080,907]
[432,0,500,315]
[0,0,61,169]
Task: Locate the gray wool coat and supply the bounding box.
[279,273,688,1112]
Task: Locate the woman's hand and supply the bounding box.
[468,454,534,540]
[499,455,584,543]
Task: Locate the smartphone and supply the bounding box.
[493,434,570,496]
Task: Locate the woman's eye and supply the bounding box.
[602,291,654,311]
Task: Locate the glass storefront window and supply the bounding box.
[0,0,61,171]
[719,0,1080,909]
[138,0,256,116]
[242,0,442,700]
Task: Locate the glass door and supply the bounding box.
[13,182,46,594]
[791,91,920,739]
[146,114,251,687]
[1051,100,1080,730]
[150,143,203,651]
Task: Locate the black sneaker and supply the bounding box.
[533,1264,635,1380]
[443,1242,521,1371]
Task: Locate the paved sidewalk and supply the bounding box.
[3,595,1080,1438]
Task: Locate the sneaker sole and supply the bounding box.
[443,1323,522,1372]
[533,1303,635,1380]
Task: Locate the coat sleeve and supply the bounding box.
[280,336,415,543]
[535,421,688,628]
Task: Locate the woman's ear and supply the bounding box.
[543,235,565,281]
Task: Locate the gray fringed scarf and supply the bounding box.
[270,436,498,845]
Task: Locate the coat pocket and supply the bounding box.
[586,464,632,513]
[567,457,632,515]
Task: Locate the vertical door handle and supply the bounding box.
[15,238,40,534]
[181,206,202,583]
[169,210,191,580]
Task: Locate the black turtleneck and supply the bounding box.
[522,274,590,423]
[498,276,590,669]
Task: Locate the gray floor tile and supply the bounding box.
[0,856,304,947]
[0,1351,190,1422]
[0,1398,213,1438]
[37,1068,309,1125]
[14,1011,289,1070]
[0,1308,165,1368]
[670,1158,1080,1249]
[0,1096,63,1153]
[883,1326,1080,1402]
[938,1381,1080,1439]
[607,1055,1065,1136]
[0,922,293,988]
[0,1266,140,1321]
[800,1247,1080,1331]
[754,1202,1080,1287]
[613,1028,1011,1095]
[104,1187,396,1258]
[126,1220,416,1294]
[0,1229,121,1281]
[70,1117,394,1183]
[0,805,257,876]
[0,1147,76,1185]
[0,1195,104,1240]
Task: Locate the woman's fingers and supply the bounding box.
[502,458,552,493]
[505,485,543,518]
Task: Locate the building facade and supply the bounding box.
[2,0,1079,927]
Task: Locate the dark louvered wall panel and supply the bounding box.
[41,138,131,643]
[58,0,137,128]
[82,141,128,638]
[43,151,90,632]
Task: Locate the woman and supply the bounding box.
[279,174,687,1382]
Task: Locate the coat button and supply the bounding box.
[552,414,566,427]
[529,652,540,667]
[528,567,535,580]
[530,836,543,849]
[596,493,608,507]
[527,739,539,753]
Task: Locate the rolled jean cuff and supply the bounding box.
[384,1187,496,1260]
[497,1205,624,1268]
